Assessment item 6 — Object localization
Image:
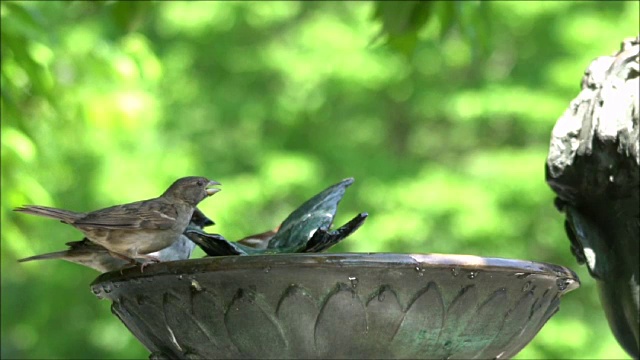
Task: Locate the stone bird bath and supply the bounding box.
[91,253,579,359]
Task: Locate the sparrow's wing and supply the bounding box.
[65,239,111,252]
[73,199,178,230]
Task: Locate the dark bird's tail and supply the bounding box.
[18,251,70,263]
[304,212,368,253]
[14,205,83,224]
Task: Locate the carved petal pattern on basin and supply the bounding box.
[93,253,579,359]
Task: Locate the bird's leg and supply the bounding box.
[107,251,138,275]
[137,254,161,273]
[110,250,160,273]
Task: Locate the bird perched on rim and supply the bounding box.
[14,176,221,268]
[18,208,215,273]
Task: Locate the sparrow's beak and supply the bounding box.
[205,180,221,196]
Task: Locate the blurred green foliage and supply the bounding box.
[1,1,637,359]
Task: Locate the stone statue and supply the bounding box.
[546,36,639,358]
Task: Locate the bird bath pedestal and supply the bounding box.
[91,253,579,359]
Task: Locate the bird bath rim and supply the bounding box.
[92,252,580,294]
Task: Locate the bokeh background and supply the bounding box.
[1,1,638,359]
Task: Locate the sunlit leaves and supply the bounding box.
[106,1,151,35]
[373,1,435,57]
[372,0,493,59]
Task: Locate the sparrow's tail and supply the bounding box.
[18,251,70,263]
[14,205,83,224]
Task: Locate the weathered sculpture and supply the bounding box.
[546,36,639,358]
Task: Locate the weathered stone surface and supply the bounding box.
[92,253,579,359]
[546,36,639,358]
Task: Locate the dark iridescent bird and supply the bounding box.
[187,178,367,256]
[14,176,221,268]
[18,208,215,273]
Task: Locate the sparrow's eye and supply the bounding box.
[197,179,205,186]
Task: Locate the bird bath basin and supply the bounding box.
[91,253,579,359]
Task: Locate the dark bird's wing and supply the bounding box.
[278,178,353,232]
[191,207,215,228]
[267,210,332,251]
[304,213,368,253]
[268,178,354,250]
[187,213,367,257]
[73,199,178,230]
[186,229,259,256]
